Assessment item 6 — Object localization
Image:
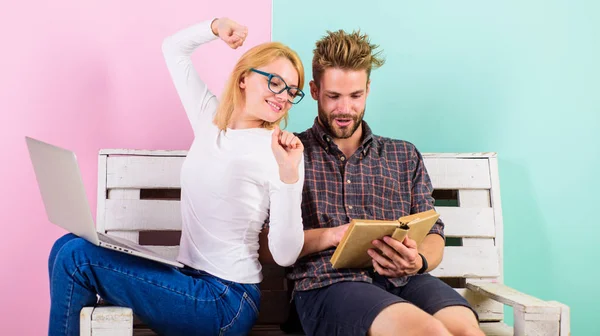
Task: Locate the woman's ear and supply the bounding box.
[239,75,246,89]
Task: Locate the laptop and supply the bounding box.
[25,136,184,268]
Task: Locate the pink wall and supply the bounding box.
[0,1,271,334]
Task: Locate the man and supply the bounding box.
[261,29,483,336]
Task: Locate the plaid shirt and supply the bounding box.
[287,118,445,291]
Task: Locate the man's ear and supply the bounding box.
[239,76,246,89]
[366,80,371,97]
[309,80,319,100]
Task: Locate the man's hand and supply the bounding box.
[325,223,351,247]
[368,236,423,277]
[211,17,248,49]
[295,224,350,260]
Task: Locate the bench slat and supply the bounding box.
[424,158,491,189]
[105,156,492,190]
[143,245,179,260]
[103,200,497,239]
[107,156,183,189]
[431,245,499,278]
[436,207,495,238]
[101,149,188,156]
[459,189,491,207]
[107,234,499,279]
[104,200,182,231]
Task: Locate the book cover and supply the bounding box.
[330,209,440,269]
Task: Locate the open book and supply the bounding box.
[330,209,440,269]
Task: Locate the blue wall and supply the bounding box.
[273,1,599,334]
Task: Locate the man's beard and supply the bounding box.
[317,103,365,139]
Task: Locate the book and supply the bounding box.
[330,209,440,269]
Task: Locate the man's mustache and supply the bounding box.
[330,114,358,120]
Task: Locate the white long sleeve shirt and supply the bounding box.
[162,19,304,284]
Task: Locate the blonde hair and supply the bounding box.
[214,42,305,131]
[312,29,385,86]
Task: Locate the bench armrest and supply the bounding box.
[466,282,570,336]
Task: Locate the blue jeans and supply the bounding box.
[48,234,260,336]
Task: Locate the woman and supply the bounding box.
[47,17,306,336]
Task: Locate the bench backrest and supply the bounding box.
[96,150,505,324]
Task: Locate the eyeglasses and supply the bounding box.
[250,68,305,104]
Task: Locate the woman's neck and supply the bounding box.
[228,108,262,129]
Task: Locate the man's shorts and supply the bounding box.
[293,272,478,336]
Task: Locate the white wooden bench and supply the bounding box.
[80,150,570,336]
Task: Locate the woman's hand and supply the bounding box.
[271,125,304,184]
[211,18,248,49]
